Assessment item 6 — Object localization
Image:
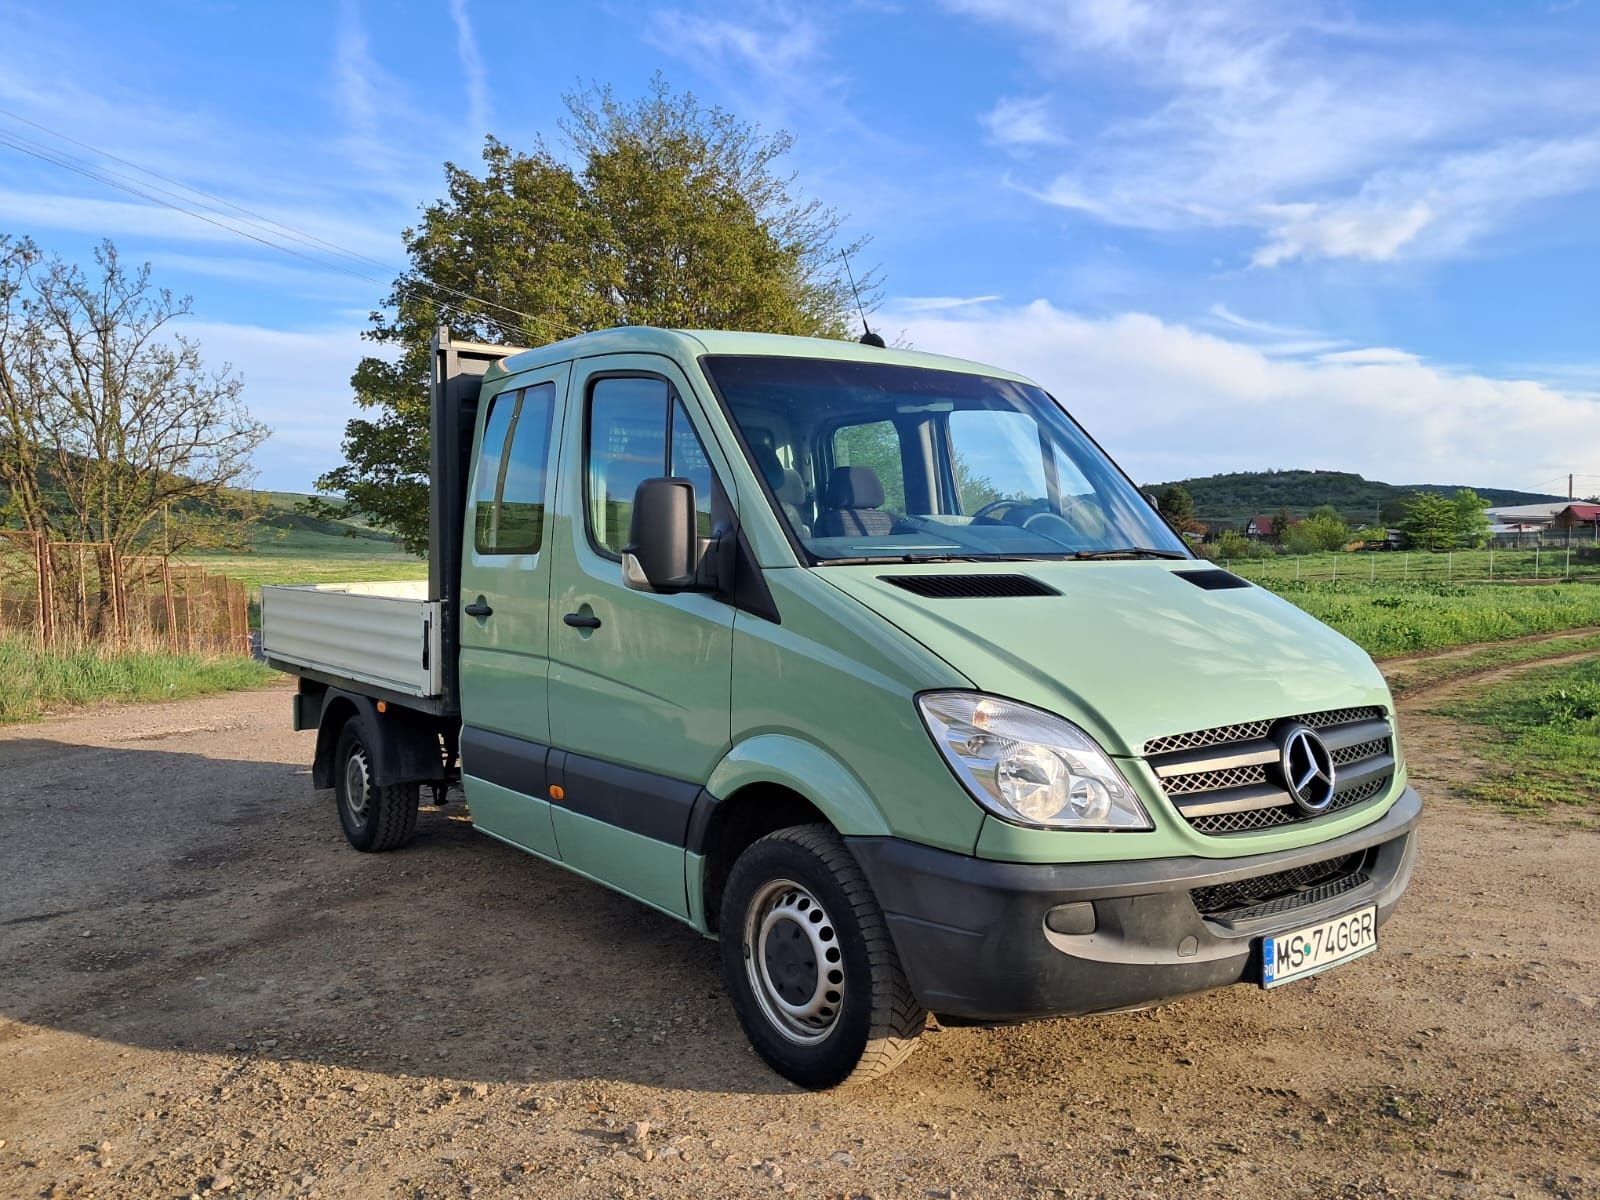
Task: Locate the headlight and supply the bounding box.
[917,692,1152,830]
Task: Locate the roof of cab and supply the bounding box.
[483,326,1036,387]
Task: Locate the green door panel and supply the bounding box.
[549,809,690,919]
[545,356,738,891]
[458,362,569,853]
[462,775,559,859]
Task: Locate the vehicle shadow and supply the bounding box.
[0,736,792,1096]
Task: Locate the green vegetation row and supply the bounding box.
[1434,655,1600,821]
[0,638,274,725]
[1223,547,1600,585]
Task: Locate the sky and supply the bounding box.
[2,0,1599,497]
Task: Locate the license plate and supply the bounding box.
[1261,906,1377,988]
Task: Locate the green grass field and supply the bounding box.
[1434,656,1600,819]
[0,638,275,724]
[1258,578,1600,657]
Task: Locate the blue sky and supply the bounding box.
[3,0,1598,496]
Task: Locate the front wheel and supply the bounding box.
[719,824,926,1088]
[333,717,419,852]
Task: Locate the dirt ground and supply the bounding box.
[1,657,1597,1200]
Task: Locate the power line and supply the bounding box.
[0,111,578,344]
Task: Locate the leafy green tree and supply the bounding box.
[1155,483,1203,536]
[314,77,867,550]
[1271,505,1295,546]
[1307,503,1344,523]
[1451,488,1491,548]
[1400,491,1460,550]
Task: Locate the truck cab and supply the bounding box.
[262,327,1420,1088]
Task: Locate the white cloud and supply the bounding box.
[447,0,491,139]
[895,294,1003,311]
[947,0,1600,265]
[982,96,1064,149]
[882,298,1600,485]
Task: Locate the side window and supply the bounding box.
[831,420,906,520]
[587,378,721,553]
[670,398,715,537]
[473,383,556,555]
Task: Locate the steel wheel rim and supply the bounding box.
[743,878,845,1045]
[342,748,371,824]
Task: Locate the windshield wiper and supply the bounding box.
[819,553,1029,566]
[1070,547,1189,560]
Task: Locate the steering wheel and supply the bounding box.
[968,499,1038,525]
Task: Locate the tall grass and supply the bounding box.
[0,638,274,724]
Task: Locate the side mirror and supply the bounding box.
[623,477,700,592]
[1143,491,1162,511]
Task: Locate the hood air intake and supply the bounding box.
[880,574,1060,599]
[1174,569,1252,591]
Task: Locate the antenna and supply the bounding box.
[840,250,885,347]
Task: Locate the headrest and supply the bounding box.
[828,466,885,510]
[774,467,805,506]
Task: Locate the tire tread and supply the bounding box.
[758,824,926,1085]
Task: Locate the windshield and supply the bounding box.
[703,355,1188,563]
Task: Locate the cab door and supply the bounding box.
[457,364,569,859]
[544,357,737,918]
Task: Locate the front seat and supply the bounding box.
[815,467,893,537]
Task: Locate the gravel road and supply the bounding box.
[1,669,1596,1200]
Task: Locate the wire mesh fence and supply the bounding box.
[1212,546,1600,586]
[0,530,248,653]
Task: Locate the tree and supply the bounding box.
[1271,505,1295,545]
[1155,483,1203,537]
[315,77,867,550]
[1307,503,1344,523]
[0,236,266,560]
[1399,491,1460,551]
[1451,488,1491,548]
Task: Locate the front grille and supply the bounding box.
[1190,852,1371,920]
[1145,706,1394,837]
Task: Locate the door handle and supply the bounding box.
[464,601,493,618]
[563,612,602,629]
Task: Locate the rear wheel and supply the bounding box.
[720,824,926,1088]
[333,717,419,852]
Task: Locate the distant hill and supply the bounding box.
[244,490,402,552]
[1146,470,1568,530]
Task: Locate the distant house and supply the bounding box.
[1245,514,1298,539]
[1554,503,1600,538]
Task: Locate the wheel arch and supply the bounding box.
[693,735,893,933]
[312,689,447,790]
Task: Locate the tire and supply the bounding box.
[719,823,926,1088]
[333,717,419,852]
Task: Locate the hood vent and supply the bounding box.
[1174,569,1252,591]
[880,574,1060,599]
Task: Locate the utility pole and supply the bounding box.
[1570,473,1575,500]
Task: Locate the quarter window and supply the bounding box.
[473,382,556,555]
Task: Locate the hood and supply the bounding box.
[815,561,1390,758]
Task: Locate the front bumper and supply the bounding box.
[845,787,1421,1022]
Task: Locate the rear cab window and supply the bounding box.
[473,382,557,555]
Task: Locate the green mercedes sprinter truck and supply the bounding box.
[261,327,1420,1088]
